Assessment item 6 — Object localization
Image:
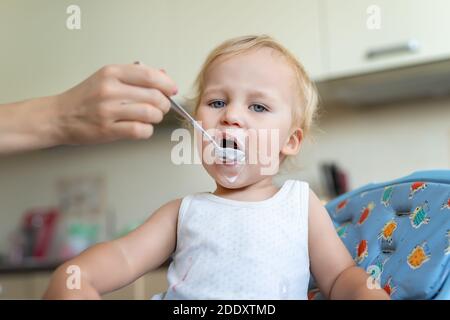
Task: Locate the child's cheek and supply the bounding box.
[256,129,281,161]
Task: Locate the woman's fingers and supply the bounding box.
[119,86,171,114]
[112,64,178,97]
[112,121,154,140]
[92,65,174,114]
[55,64,177,145]
[111,103,165,124]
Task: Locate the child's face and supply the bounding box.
[196,47,303,188]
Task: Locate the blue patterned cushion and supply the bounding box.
[308,170,450,300]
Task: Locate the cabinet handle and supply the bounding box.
[365,39,420,60]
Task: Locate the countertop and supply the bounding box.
[0,258,171,275]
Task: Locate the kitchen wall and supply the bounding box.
[0,0,324,103]
[303,97,450,186]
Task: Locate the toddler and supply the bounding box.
[44,35,389,300]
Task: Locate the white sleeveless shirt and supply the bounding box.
[155,180,310,300]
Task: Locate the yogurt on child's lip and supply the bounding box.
[212,129,247,184]
[215,158,245,185]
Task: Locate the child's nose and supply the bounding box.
[220,104,244,128]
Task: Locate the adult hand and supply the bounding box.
[56,63,177,145]
[0,63,178,154]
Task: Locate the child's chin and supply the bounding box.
[212,171,247,189]
[216,178,243,189]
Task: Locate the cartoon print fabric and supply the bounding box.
[309,170,450,300]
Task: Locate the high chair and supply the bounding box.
[308,170,450,300]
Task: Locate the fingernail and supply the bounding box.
[173,87,178,95]
[160,68,166,74]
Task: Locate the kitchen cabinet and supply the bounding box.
[102,268,168,300]
[0,272,56,299]
[323,0,450,78]
[0,274,35,299]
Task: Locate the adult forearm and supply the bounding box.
[0,64,177,155]
[0,95,63,154]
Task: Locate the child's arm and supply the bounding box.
[43,199,181,299]
[308,190,389,300]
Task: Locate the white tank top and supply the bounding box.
[157,180,310,300]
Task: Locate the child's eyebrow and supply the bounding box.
[203,87,278,103]
[247,89,279,103]
[248,90,271,99]
[202,87,224,96]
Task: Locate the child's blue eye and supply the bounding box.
[209,100,226,109]
[249,104,268,112]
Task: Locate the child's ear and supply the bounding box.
[281,128,303,156]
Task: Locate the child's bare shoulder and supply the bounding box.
[150,198,182,222]
[307,188,334,232]
[160,198,183,211]
[308,188,325,211]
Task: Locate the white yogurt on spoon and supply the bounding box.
[215,147,246,164]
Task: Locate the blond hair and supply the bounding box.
[188,34,319,137]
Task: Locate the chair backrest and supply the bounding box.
[312,170,450,300]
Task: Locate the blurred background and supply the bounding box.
[1,0,449,298]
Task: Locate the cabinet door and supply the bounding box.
[31,272,53,299]
[144,267,168,299]
[102,276,147,300]
[323,0,450,78]
[102,268,168,300]
[0,275,34,299]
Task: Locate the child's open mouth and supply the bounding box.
[214,132,246,165]
[220,137,239,151]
